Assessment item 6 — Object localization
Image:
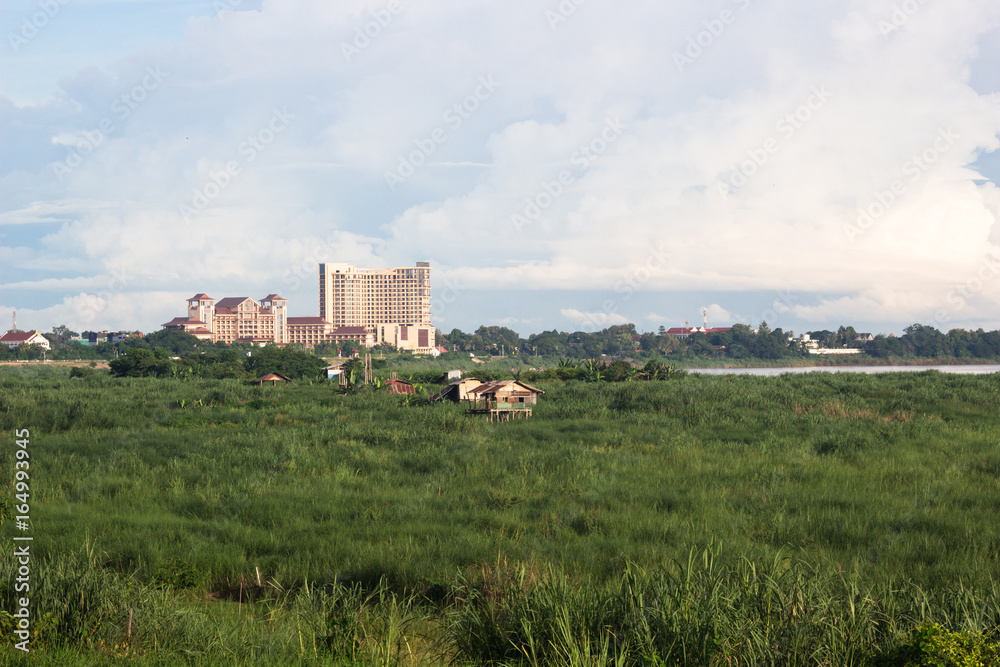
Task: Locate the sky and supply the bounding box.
[1,0,1000,339]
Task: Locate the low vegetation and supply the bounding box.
[1,366,999,664]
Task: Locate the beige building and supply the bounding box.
[318,262,435,352]
[164,294,289,345]
[163,294,378,350]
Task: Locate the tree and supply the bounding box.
[474,326,523,355]
[604,359,637,382]
[243,346,325,380]
[109,348,175,378]
[145,329,200,355]
[47,325,78,347]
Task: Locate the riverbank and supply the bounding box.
[672,355,1000,369]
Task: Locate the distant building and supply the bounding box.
[0,330,51,351]
[318,262,435,353]
[164,260,435,353]
[87,331,136,346]
[665,326,732,338]
[163,293,376,349]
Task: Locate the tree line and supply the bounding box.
[8,321,1000,367]
[439,322,1000,361]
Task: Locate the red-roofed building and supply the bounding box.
[163,294,288,345]
[163,293,378,349]
[0,330,51,351]
[285,318,375,348]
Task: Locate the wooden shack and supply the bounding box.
[466,380,544,421]
[385,379,416,395]
[255,372,293,386]
[429,377,481,403]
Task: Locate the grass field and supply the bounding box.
[1,366,999,664]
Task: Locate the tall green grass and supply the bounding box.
[2,366,1000,663]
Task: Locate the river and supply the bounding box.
[687,364,1000,376]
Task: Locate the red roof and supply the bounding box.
[334,326,368,334]
[189,293,212,300]
[214,307,233,315]
[0,330,41,342]
[216,297,254,309]
[162,317,193,327]
[288,317,330,325]
[261,294,286,301]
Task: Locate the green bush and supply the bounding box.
[876,623,1000,666]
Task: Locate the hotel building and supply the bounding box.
[318,262,435,352]
[161,262,434,352]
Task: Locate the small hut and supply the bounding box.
[255,372,293,386]
[430,377,481,403]
[385,379,415,395]
[467,380,544,421]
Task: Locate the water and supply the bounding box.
[687,364,1000,376]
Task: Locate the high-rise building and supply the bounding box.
[318,262,434,351]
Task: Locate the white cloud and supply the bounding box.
[560,308,629,328]
[2,0,1000,334]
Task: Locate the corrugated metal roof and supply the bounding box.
[467,379,544,395]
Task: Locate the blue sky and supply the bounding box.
[2,0,1000,338]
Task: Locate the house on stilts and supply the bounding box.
[466,380,544,422]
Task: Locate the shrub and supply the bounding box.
[876,624,1000,666]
